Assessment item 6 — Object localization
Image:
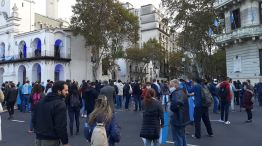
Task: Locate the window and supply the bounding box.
[259,49,262,75]
[231,9,241,30]
[22,2,24,7]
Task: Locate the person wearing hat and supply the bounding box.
[209,79,219,114]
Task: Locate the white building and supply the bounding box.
[118,3,175,82]
[0,0,97,84]
[214,0,262,83]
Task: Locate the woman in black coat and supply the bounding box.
[6,83,18,120]
[66,83,82,136]
[140,88,164,146]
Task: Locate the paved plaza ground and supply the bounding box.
[0,104,262,146]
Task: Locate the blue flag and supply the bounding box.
[208,27,214,36]
[230,13,235,24]
[251,10,256,22]
[214,19,219,27]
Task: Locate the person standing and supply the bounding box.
[83,82,99,117]
[161,82,170,111]
[133,80,142,111]
[6,83,18,120]
[84,95,120,146]
[192,78,213,139]
[21,81,32,112]
[217,77,232,125]
[256,81,262,106]
[151,79,161,99]
[229,79,236,111]
[100,80,116,111]
[115,80,124,109]
[209,79,219,113]
[33,81,69,146]
[140,88,164,146]
[169,79,191,146]
[66,83,82,136]
[243,83,254,123]
[28,83,44,133]
[123,82,132,110]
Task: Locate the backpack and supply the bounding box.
[32,93,41,105]
[0,90,4,102]
[201,87,213,107]
[91,123,108,146]
[70,94,81,107]
[218,86,227,99]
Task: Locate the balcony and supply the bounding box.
[214,25,262,44]
[214,0,242,9]
[0,51,71,65]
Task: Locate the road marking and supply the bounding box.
[11,120,25,123]
[210,120,224,122]
[166,141,199,146]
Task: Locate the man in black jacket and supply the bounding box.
[33,81,69,146]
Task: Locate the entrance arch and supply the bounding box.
[54,64,64,81]
[32,38,41,57]
[32,63,41,82]
[0,68,4,85]
[54,39,62,58]
[18,65,26,84]
[0,43,5,60]
[19,41,27,59]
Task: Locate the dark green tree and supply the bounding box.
[70,0,139,79]
[162,0,225,78]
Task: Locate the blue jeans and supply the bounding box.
[144,139,159,146]
[134,95,141,111]
[21,94,30,112]
[171,125,187,146]
[213,96,219,113]
[29,111,35,131]
[116,95,122,109]
[221,100,230,121]
[80,98,85,115]
[125,94,131,109]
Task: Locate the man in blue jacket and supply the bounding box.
[191,78,213,139]
[209,79,219,113]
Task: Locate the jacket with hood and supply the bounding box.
[33,92,68,145]
[218,81,232,102]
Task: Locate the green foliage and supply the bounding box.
[70,0,139,79]
[162,0,217,53]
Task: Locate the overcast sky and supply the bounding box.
[58,0,162,20]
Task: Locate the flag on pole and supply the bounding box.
[214,19,219,27]
[251,9,256,22]
[208,27,214,36]
[230,13,235,24]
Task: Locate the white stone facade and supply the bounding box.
[0,0,95,85]
[215,0,262,83]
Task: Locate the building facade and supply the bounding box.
[0,0,96,84]
[118,3,174,82]
[214,0,262,83]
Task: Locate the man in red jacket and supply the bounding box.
[217,77,232,125]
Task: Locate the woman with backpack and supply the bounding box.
[140,88,164,146]
[28,83,44,133]
[84,95,120,146]
[243,83,254,123]
[66,83,82,136]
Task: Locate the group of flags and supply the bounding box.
[208,8,257,37]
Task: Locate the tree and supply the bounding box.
[162,0,224,78]
[70,0,139,80]
[125,38,166,81]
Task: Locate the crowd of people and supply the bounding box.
[0,76,261,146]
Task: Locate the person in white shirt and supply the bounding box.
[116,80,124,109]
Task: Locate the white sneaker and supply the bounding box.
[218,119,224,123]
[225,121,231,125]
